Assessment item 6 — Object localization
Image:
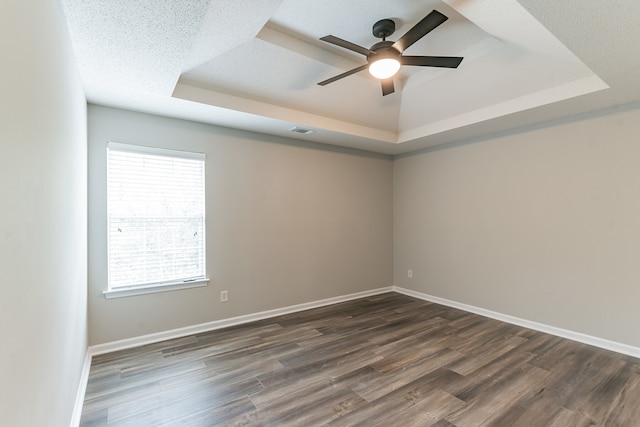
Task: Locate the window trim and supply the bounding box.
[104,141,208,298]
[106,141,206,161]
[103,277,209,299]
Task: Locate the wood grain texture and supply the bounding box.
[80,293,640,426]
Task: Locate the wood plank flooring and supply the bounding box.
[80,293,640,426]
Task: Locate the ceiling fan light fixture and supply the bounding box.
[368,57,401,80]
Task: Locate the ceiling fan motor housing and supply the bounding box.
[368,41,401,63]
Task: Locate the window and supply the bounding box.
[104,142,207,298]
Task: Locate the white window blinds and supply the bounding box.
[107,142,206,289]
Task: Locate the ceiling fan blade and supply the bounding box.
[319,35,374,57]
[392,10,448,53]
[381,79,395,96]
[317,64,369,86]
[401,55,463,68]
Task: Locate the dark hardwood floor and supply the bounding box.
[80,293,640,426]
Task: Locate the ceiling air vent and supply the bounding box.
[289,126,315,135]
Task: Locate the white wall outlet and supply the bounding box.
[220,290,228,302]
[408,270,413,278]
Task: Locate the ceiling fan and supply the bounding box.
[317,9,463,96]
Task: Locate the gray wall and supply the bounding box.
[88,105,394,345]
[0,1,88,426]
[394,104,640,348]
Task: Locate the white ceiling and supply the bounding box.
[61,0,640,155]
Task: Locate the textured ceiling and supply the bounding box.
[61,0,640,155]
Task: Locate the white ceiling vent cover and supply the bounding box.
[289,126,315,135]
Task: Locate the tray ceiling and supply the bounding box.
[61,0,640,154]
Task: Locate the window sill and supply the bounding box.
[103,278,209,299]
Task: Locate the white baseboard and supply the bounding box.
[69,349,92,427]
[393,286,640,359]
[89,287,393,356]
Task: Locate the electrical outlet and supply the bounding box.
[220,290,228,302]
[408,270,413,278]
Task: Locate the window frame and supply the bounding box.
[103,142,209,299]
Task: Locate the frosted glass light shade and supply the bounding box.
[368,58,401,79]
